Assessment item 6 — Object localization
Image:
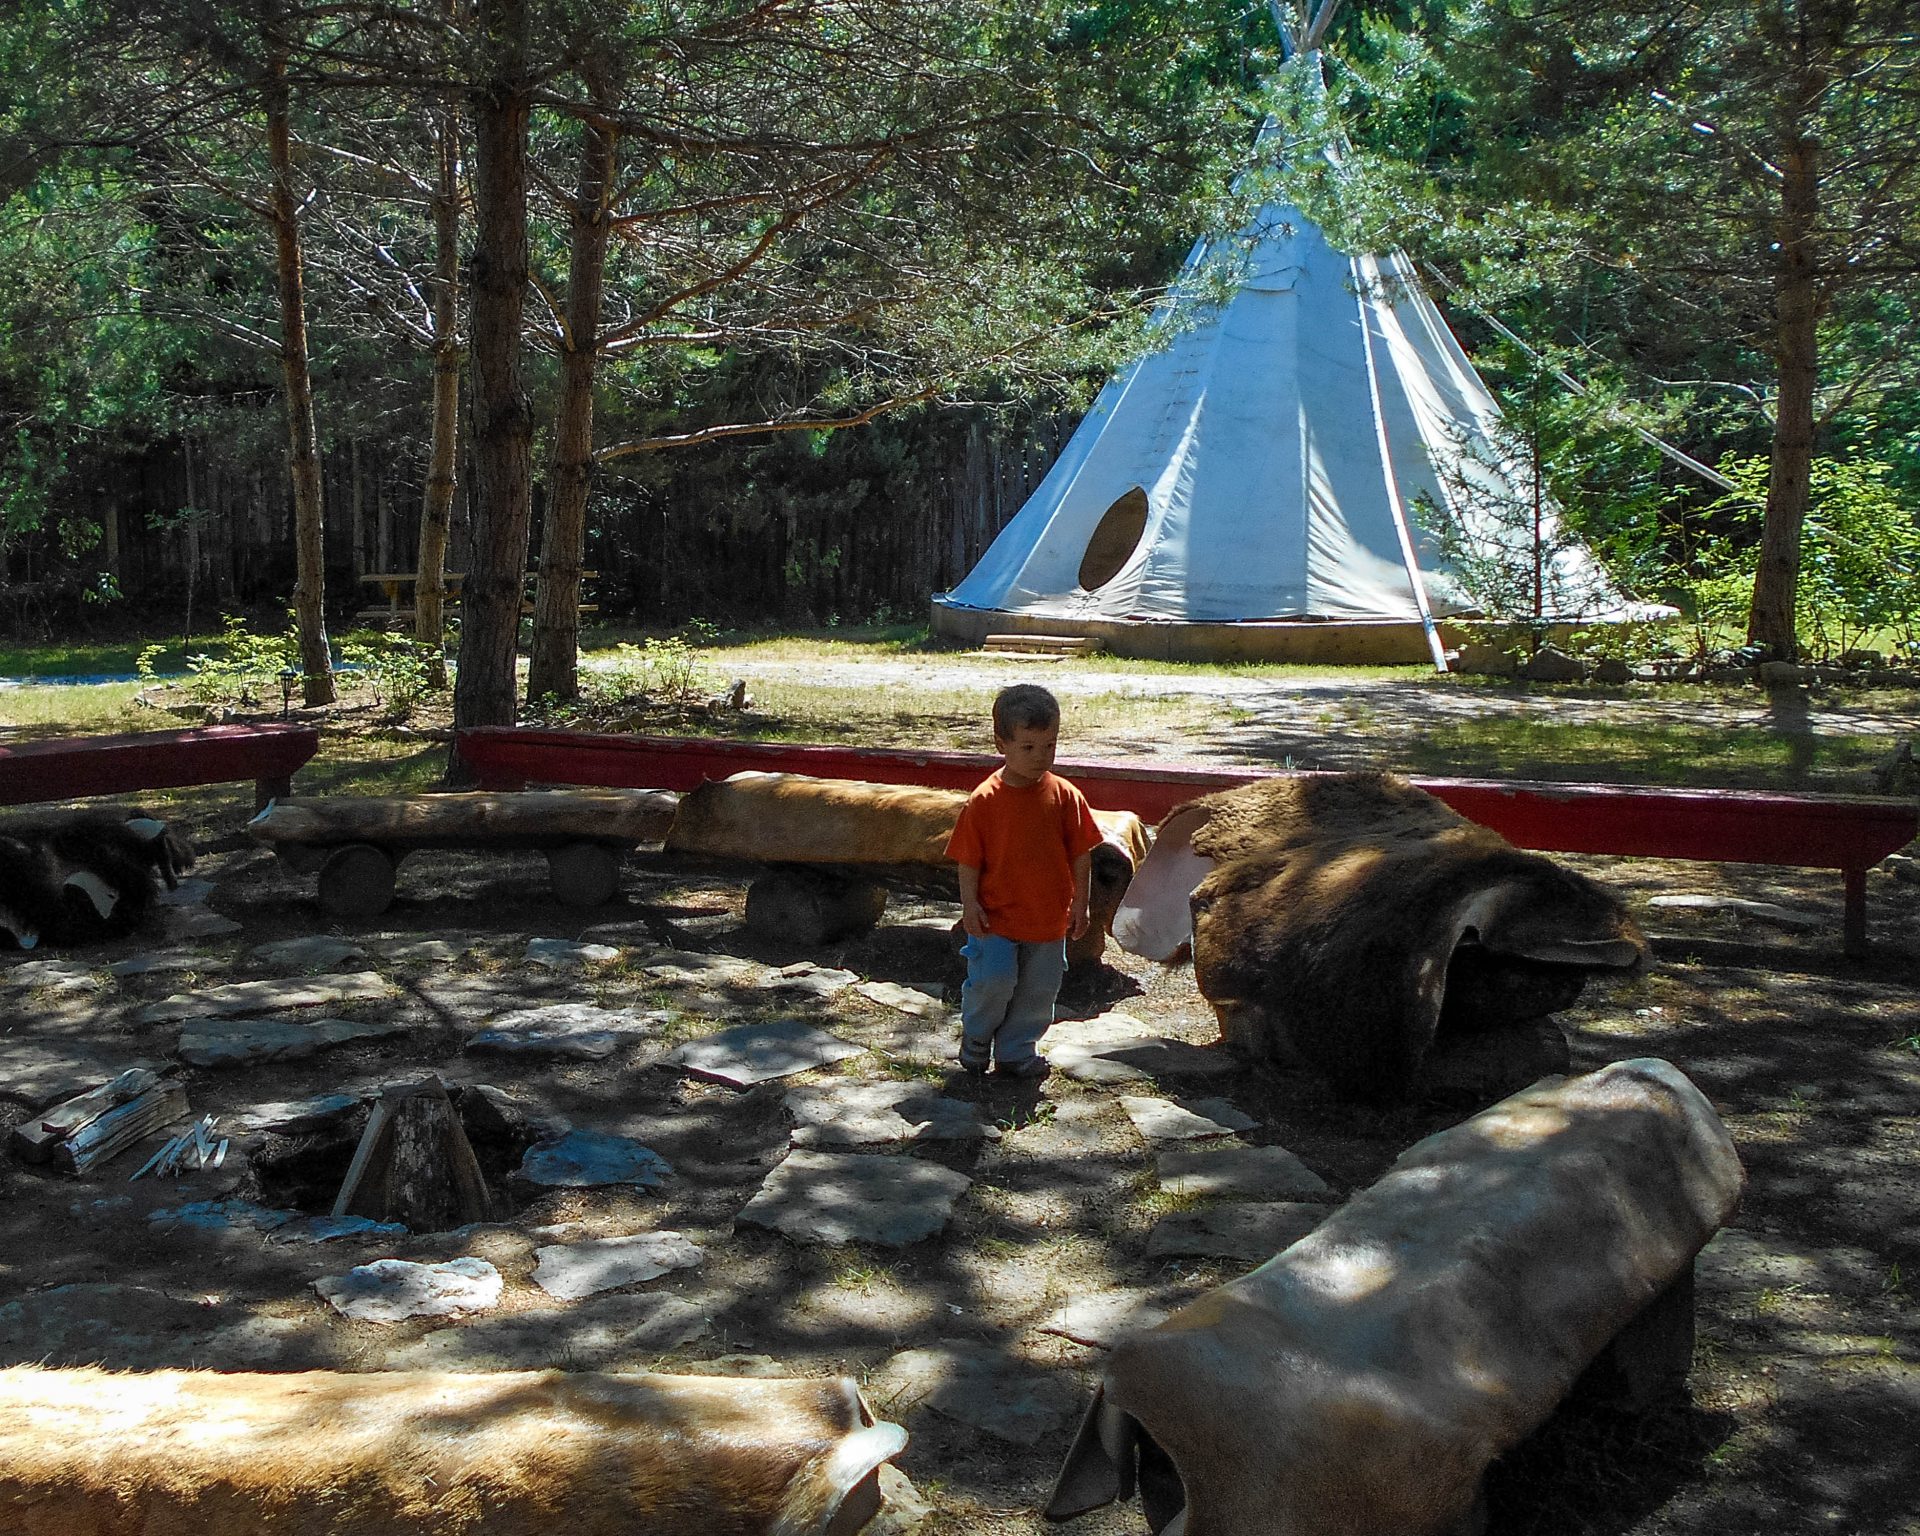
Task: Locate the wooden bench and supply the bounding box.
[455,727,1918,955]
[354,571,597,627]
[0,723,321,813]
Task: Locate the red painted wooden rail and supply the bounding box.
[456,727,1916,955]
[0,723,321,811]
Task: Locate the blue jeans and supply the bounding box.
[959,933,1067,1066]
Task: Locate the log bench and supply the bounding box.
[248,789,678,918]
[1046,1058,1744,1536]
[455,728,1918,955]
[0,723,321,813]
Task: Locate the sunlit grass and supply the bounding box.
[0,681,148,732]
[0,638,192,677]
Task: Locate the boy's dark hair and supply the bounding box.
[993,683,1060,738]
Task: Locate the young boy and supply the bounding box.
[944,684,1105,1078]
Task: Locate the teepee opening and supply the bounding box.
[1078,486,1151,591]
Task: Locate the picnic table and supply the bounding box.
[355,571,598,626]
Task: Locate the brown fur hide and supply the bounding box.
[665,772,1150,965]
[0,1366,905,1536]
[1123,773,1645,1100]
[1047,1058,1744,1536]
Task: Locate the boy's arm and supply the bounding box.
[956,863,990,938]
[1069,849,1093,939]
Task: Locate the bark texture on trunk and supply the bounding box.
[416,57,463,692]
[1746,8,1829,660]
[265,50,336,706]
[527,96,618,705]
[453,0,533,733]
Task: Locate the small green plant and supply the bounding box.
[586,636,713,708]
[148,615,298,707]
[338,633,439,721]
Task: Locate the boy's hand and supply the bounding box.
[1069,898,1090,939]
[962,899,991,939]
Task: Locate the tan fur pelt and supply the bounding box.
[1047,1059,1743,1536]
[1178,773,1646,1101]
[0,1366,905,1536]
[665,772,1149,964]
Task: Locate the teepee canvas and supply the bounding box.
[933,35,1658,664]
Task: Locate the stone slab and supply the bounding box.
[523,937,622,969]
[772,962,860,999]
[382,1293,709,1372]
[313,1256,503,1323]
[1044,1011,1152,1050]
[138,971,390,1024]
[518,1130,673,1191]
[175,1014,409,1068]
[1119,1094,1255,1141]
[250,935,371,971]
[466,1003,664,1060]
[1155,1143,1331,1201]
[784,1081,1000,1147]
[856,981,947,1016]
[670,1019,866,1087]
[0,1282,328,1370]
[229,1092,364,1134]
[107,952,221,978]
[1144,1202,1329,1262]
[1035,1289,1175,1349]
[737,1150,971,1247]
[150,1199,404,1244]
[0,1047,167,1112]
[1049,1036,1234,1084]
[158,907,243,941]
[531,1230,706,1300]
[371,936,488,966]
[1647,893,1823,931]
[0,959,102,993]
[868,1343,1076,1446]
[155,877,216,907]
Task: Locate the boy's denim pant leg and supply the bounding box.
[960,934,1066,1065]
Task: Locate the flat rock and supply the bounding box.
[532,1230,706,1300]
[229,1092,364,1134]
[644,953,768,987]
[155,877,216,907]
[1646,893,1822,931]
[868,1343,1076,1446]
[382,1293,709,1372]
[0,1046,167,1112]
[736,1151,971,1247]
[150,1199,404,1244]
[1051,1035,1233,1084]
[175,1013,409,1068]
[1044,1011,1152,1050]
[0,959,103,993]
[518,1129,673,1191]
[1119,1094,1256,1141]
[313,1256,503,1323]
[1035,1289,1174,1349]
[250,935,371,971]
[523,937,622,969]
[772,962,860,999]
[467,1003,664,1060]
[138,971,390,1024]
[107,952,221,978]
[371,936,487,966]
[784,1081,1000,1147]
[670,1019,866,1087]
[1144,1202,1329,1262]
[158,907,243,940]
[855,981,947,1016]
[871,1466,934,1536]
[1156,1143,1331,1200]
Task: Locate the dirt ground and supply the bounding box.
[2,682,1918,1536]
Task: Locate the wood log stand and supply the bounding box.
[333,1076,492,1231]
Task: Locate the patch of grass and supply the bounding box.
[830,1252,895,1291]
[1400,716,1889,790]
[0,638,192,677]
[0,681,148,732]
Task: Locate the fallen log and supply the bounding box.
[249,789,678,850]
[0,1365,907,1536]
[1047,1058,1743,1536]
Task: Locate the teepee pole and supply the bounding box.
[1355,261,1450,673]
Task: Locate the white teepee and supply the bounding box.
[933,11,1658,665]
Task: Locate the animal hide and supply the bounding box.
[1112,773,1646,1100]
[0,1365,907,1536]
[665,772,1150,965]
[1046,1058,1744,1536]
[0,810,194,950]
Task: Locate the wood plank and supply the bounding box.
[56,1083,191,1173]
[0,724,320,806]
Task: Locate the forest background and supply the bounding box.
[1,0,1917,726]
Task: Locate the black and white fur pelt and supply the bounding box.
[0,811,195,950]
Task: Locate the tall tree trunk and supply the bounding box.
[527,95,617,704]
[1746,18,1828,661]
[453,0,532,733]
[264,48,337,706]
[415,0,463,691]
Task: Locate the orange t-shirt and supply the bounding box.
[944,770,1105,942]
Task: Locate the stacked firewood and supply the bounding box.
[9,1069,190,1174]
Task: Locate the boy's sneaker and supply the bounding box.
[995,1055,1050,1080]
[957,1047,990,1076]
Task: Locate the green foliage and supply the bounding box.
[141,614,297,707]
[582,635,713,709]
[337,633,440,722]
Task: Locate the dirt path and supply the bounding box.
[1,692,1918,1535]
